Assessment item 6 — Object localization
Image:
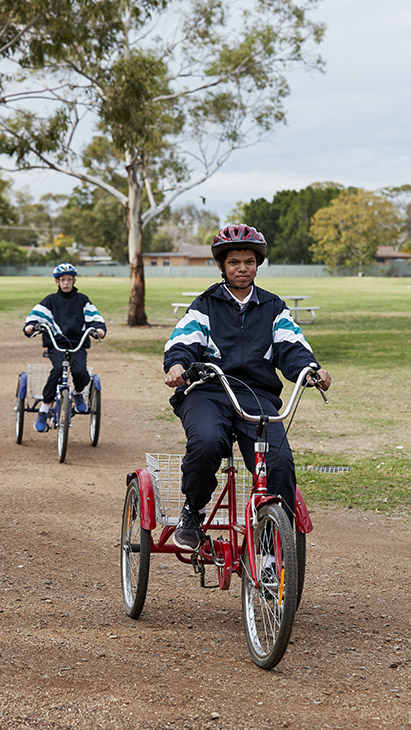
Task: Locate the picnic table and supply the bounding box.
[171,292,201,318]
[280,295,319,324]
[171,291,319,323]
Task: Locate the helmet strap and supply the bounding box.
[220,267,255,290]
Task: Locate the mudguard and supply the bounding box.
[126,469,156,530]
[295,485,313,534]
[92,374,101,391]
[17,372,27,399]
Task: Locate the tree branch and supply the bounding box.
[142,145,234,227]
[144,172,156,208]
[0,13,42,54]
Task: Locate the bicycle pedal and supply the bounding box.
[190,553,202,574]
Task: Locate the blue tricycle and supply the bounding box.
[15,323,103,463]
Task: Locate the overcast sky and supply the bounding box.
[193,0,411,220]
[4,0,411,222]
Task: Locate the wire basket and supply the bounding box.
[27,363,94,401]
[145,453,254,526]
[27,363,50,400]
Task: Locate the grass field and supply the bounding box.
[2,274,410,514]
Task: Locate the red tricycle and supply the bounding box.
[120,362,328,669]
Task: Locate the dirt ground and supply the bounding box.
[1,321,410,730]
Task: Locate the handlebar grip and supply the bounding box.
[182,362,213,383]
[182,362,202,382]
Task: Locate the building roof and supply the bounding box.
[143,244,213,259]
[376,246,411,260]
[177,244,212,257]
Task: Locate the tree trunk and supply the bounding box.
[126,152,148,326]
[128,251,147,326]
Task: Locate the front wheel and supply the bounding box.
[121,478,151,619]
[242,503,297,670]
[89,382,101,447]
[57,389,70,463]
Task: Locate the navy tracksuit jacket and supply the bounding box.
[24,287,106,403]
[164,283,320,520]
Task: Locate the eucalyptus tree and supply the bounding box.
[0,0,325,325]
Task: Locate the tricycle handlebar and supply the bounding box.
[33,322,102,353]
[182,361,328,422]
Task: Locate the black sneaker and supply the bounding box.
[173,505,205,551]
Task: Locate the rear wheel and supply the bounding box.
[121,478,151,619]
[242,503,297,669]
[89,382,101,447]
[57,389,70,463]
[295,528,306,610]
[15,394,25,444]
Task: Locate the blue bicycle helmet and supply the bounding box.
[53,262,78,279]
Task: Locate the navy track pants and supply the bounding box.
[174,387,296,522]
[42,348,90,404]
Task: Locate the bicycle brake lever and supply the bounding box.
[315,382,329,404]
[308,368,329,405]
[183,376,214,395]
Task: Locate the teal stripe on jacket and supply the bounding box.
[169,320,210,341]
[27,308,54,325]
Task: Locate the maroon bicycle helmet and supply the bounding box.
[211,224,267,264]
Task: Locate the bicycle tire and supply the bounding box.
[57,389,70,463]
[15,395,25,444]
[241,503,297,670]
[295,527,306,610]
[121,478,151,619]
[89,383,101,447]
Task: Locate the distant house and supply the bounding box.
[376,246,411,263]
[25,242,113,265]
[143,244,214,267]
[67,244,112,265]
[142,243,270,268]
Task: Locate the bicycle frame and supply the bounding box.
[32,323,101,426]
[51,351,72,428]
[126,372,315,593]
[126,460,245,590]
